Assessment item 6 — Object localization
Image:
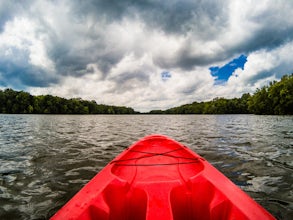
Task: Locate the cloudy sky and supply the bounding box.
[0,0,293,112]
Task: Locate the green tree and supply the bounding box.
[248,74,293,115]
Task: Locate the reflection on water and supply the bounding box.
[0,115,292,219]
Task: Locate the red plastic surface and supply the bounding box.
[51,135,275,220]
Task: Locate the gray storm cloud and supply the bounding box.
[0,0,293,111]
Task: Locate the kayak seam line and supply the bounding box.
[112,161,201,166]
[110,148,183,164]
[110,148,201,165]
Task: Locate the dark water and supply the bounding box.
[0,114,292,219]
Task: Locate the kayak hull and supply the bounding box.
[51,135,275,220]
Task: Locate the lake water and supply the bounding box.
[0,114,292,219]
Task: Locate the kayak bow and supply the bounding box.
[51,135,275,220]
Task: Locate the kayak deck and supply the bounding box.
[51,135,275,220]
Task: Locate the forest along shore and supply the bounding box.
[0,74,292,115]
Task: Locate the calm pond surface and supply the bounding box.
[0,114,292,219]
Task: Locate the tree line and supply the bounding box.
[0,90,137,114]
[149,74,293,115]
[0,74,292,115]
[149,94,251,114]
[247,74,292,115]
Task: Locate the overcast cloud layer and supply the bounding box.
[0,0,293,112]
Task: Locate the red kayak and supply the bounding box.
[51,135,275,220]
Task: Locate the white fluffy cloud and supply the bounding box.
[1,17,54,71]
[226,41,293,95]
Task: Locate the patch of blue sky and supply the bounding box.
[210,54,247,84]
[161,71,172,81]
